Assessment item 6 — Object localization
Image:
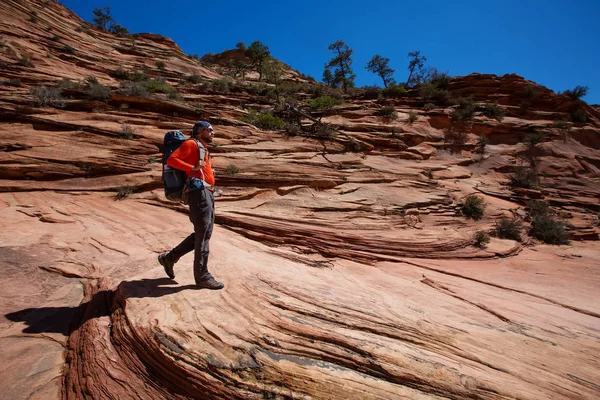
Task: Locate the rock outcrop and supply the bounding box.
[1,1,599,399]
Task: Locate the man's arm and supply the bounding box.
[167,140,195,174]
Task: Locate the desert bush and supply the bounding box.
[167,88,183,101]
[186,74,203,84]
[475,134,488,155]
[509,166,538,189]
[121,81,149,97]
[31,85,65,108]
[155,61,165,71]
[131,71,149,82]
[524,85,538,98]
[561,85,589,100]
[115,185,135,200]
[444,127,468,144]
[526,200,550,218]
[309,84,325,99]
[423,103,436,111]
[18,56,33,67]
[88,83,111,101]
[119,123,135,140]
[362,85,382,100]
[408,111,418,123]
[212,78,233,93]
[309,96,342,112]
[244,110,287,130]
[451,97,476,122]
[570,108,587,123]
[530,213,569,244]
[312,123,337,140]
[420,83,450,106]
[473,230,491,248]
[484,102,505,121]
[374,106,398,122]
[28,11,38,23]
[285,123,303,136]
[519,101,531,115]
[495,217,522,241]
[460,195,486,220]
[144,78,173,93]
[112,67,130,80]
[382,84,407,98]
[62,44,75,54]
[225,164,240,175]
[50,35,60,42]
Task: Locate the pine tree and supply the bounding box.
[323,40,356,92]
[366,55,395,87]
[92,6,114,31]
[245,41,271,81]
[407,51,426,87]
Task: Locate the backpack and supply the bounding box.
[162,131,206,201]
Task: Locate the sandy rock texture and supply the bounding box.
[1,0,599,399]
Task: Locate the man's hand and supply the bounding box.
[190,160,206,173]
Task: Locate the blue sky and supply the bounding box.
[61,0,600,104]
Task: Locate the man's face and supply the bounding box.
[201,126,214,143]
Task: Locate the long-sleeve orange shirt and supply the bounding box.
[167,139,215,186]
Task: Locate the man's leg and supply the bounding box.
[189,189,223,289]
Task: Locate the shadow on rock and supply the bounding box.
[5,278,196,335]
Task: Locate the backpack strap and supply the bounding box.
[193,139,207,180]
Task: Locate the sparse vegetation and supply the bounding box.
[509,165,538,189]
[526,200,570,244]
[451,97,476,122]
[382,84,407,98]
[473,230,491,248]
[186,74,203,84]
[362,86,381,100]
[483,102,505,121]
[475,134,488,157]
[408,111,418,123]
[112,67,130,80]
[28,11,38,23]
[423,103,436,111]
[365,54,395,88]
[460,195,486,220]
[110,24,129,36]
[444,127,468,144]
[561,85,589,100]
[244,110,287,130]
[18,56,34,67]
[115,185,135,200]
[374,106,398,122]
[553,119,572,143]
[31,85,65,108]
[62,44,75,54]
[570,108,587,123]
[155,61,165,71]
[121,81,149,97]
[144,78,174,93]
[88,82,111,101]
[420,83,450,106]
[495,217,522,241]
[119,123,135,140]
[245,41,271,81]
[225,164,241,175]
[308,96,342,113]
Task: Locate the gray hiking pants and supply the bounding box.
[170,188,215,284]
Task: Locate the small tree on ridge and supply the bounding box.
[366,55,395,88]
[323,40,356,92]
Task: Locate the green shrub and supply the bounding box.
[451,97,476,122]
[530,214,569,244]
[18,56,33,67]
[473,230,491,248]
[309,84,325,99]
[57,77,75,90]
[423,103,436,111]
[526,200,550,218]
[115,185,135,200]
[475,134,488,155]
[144,78,173,93]
[112,67,130,80]
[495,217,522,241]
[30,86,65,108]
[119,123,135,140]
[212,78,233,93]
[121,82,149,97]
[382,84,407,98]
[524,85,537,98]
[312,123,337,139]
[244,110,287,130]
[484,102,505,121]
[155,61,165,71]
[408,111,418,124]
[131,71,149,82]
[460,195,486,220]
[167,88,183,101]
[374,106,398,122]
[509,166,537,189]
[362,85,382,100]
[561,85,589,100]
[88,83,111,101]
[62,44,75,54]
[444,127,468,144]
[570,108,587,123]
[186,74,203,84]
[420,83,450,106]
[285,123,303,136]
[225,164,241,175]
[308,96,342,112]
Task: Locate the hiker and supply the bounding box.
[158,121,224,290]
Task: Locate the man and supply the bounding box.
[158,121,224,290]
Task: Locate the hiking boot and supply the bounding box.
[196,276,224,290]
[158,253,175,279]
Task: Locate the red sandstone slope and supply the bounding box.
[1,1,600,399]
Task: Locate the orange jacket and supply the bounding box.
[167,139,215,186]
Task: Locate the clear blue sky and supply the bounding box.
[61,0,600,104]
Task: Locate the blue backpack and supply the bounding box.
[162,131,206,201]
